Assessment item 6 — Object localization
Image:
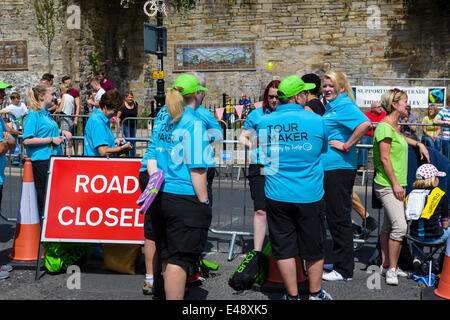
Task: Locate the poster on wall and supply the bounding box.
[0,41,28,70]
[173,42,255,72]
[354,86,447,109]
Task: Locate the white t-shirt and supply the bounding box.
[94,88,106,103]
[5,102,27,119]
[61,93,75,115]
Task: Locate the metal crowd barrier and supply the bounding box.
[1,114,449,261]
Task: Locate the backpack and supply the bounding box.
[228,243,271,291]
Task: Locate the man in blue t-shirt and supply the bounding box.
[258,75,332,300]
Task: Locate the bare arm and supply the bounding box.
[97,142,131,157]
[74,97,80,126]
[329,121,372,150]
[403,135,430,163]
[147,159,158,176]
[239,128,255,148]
[190,167,208,203]
[56,95,65,114]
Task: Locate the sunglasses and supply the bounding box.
[268,95,279,99]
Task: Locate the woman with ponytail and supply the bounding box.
[321,70,372,282]
[140,73,209,300]
[23,83,73,217]
[373,88,429,285]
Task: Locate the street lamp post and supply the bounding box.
[155,0,165,115]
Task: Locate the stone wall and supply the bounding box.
[0,0,66,104]
[0,0,448,113]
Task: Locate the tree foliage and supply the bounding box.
[34,0,65,72]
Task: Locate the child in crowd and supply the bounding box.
[0,92,27,164]
[405,164,449,267]
[0,92,27,133]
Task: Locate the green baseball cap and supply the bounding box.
[278,75,316,99]
[167,74,208,96]
[0,80,12,90]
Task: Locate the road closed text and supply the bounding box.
[58,206,143,227]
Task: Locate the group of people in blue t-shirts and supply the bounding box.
[1,68,448,298]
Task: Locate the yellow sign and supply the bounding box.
[153,71,164,79]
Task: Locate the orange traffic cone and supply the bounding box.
[266,251,307,284]
[434,240,450,299]
[9,158,42,261]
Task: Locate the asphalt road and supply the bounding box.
[0,166,440,302]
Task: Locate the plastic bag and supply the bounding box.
[43,243,93,273]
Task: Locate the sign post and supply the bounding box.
[143,0,167,116]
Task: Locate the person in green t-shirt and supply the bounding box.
[373,88,430,286]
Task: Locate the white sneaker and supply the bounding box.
[322,270,352,281]
[385,268,399,285]
[380,266,408,278]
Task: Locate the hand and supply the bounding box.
[417,142,430,163]
[61,130,72,141]
[392,183,405,202]
[87,99,94,105]
[73,118,78,126]
[52,136,64,146]
[120,142,132,151]
[329,140,346,151]
[115,138,126,146]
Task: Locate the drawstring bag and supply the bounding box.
[228,242,271,291]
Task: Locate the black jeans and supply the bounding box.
[32,160,50,220]
[323,169,356,279]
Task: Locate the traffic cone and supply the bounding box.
[434,240,450,299]
[9,158,42,261]
[266,251,306,284]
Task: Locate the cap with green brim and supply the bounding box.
[167,74,208,96]
[0,80,12,90]
[278,75,316,99]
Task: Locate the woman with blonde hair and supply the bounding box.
[373,88,429,285]
[141,73,209,300]
[421,104,441,151]
[23,83,72,217]
[320,70,372,282]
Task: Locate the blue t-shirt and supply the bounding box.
[243,107,271,164]
[149,106,208,196]
[321,93,369,171]
[196,106,223,168]
[23,109,62,161]
[140,108,164,173]
[84,108,116,156]
[259,104,328,203]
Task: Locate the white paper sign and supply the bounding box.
[354,86,446,109]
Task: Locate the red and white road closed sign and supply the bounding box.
[41,157,145,244]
